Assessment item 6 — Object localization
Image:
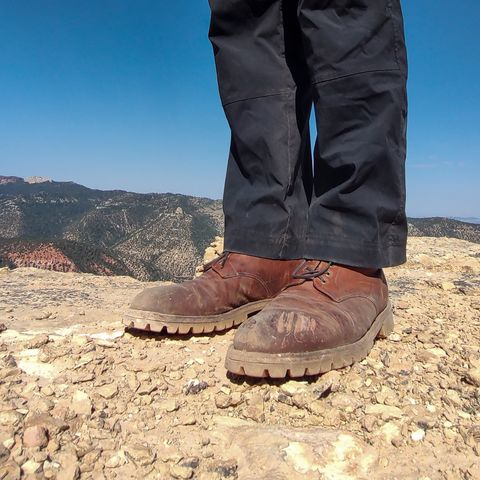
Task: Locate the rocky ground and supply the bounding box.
[0,237,479,479]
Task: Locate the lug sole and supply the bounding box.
[225,301,394,378]
[122,299,270,334]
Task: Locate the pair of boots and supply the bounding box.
[124,252,393,378]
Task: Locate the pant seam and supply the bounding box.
[311,68,401,86]
[279,91,293,257]
[387,0,402,70]
[221,90,292,107]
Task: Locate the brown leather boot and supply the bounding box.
[225,260,394,378]
[123,252,301,334]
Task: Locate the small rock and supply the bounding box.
[71,372,95,384]
[427,347,447,358]
[183,379,208,395]
[411,429,426,442]
[0,410,23,427]
[276,392,293,406]
[444,428,457,441]
[124,444,155,466]
[21,459,43,475]
[82,449,101,467]
[364,404,403,420]
[28,310,47,320]
[168,370,183,381]
[208,460,238,479]
[378,422,401,445]
[2,354,17,367]
[179,457,200,469]
[0,368,21,380]
[388,332,402,342]
[3,438,15,450]
[242,393,264,423]
[105,452,126,468]
[215,392,243,409]
[181,415,197,426]
[96,383,118,399]
[169,464,194,479]
[25,413,68,435]
[126,359,164,373]
[440,281,455,291]
[416,350,441,364]
[28,395,54,414]
[157,444,182,463]
[465,368,480,387]
[162,399,179,412]
[280,380,307,396]
[0,323,7,333]
[26,334,50,349]
[137,382,157,395]
[55,452,80,480]
[329,393,362,412]
[444,389,462,407]
[72,390,92,416]
[23,425,49,448]
[313,370,341,398]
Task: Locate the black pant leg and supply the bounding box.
[298,0,408,267]
[208,0,313,259]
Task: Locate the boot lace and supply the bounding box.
[292,260,333,282]
[201,251,230,271]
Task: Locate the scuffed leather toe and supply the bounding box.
[231,263,389,355]
[233,307,343,354]
[129,284,181,314]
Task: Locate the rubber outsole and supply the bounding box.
[122,299,270,335]
[224,301,394,378]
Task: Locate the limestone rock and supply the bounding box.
[55,452,80,480]
[21,459,43,475]
[0,410,23,427]
[96,383,118,399]
[124,444,155,466]
[364,404,403,420]
[465,368,480,387]
[169,464,194,479]
[72,390,92,416]
[210,416,378,479]
[23,425,48,448]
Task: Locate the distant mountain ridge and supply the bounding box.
[0,176,223,281]
[0,176,478,280]
[408,217,480,244]
[451,217,480,225]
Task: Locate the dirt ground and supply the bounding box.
[0,236,479,479]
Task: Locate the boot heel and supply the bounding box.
[376,303,394,339]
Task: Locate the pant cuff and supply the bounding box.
[303,238,407,268]
[224,231,407,268]
[224,230,304,260]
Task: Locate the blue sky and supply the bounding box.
[0,1,479,217]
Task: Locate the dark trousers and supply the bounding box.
[208,0,408,268]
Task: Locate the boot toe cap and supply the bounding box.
[130,285,179,315]
[233,307,349,354]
